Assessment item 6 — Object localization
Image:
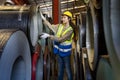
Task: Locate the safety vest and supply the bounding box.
[53,24,74,57]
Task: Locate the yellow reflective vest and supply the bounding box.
[53,24,74,57]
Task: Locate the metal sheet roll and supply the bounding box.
[35,51,44,80]
[103,0,120,80]
[0,29,31,80]
[86,7,95,71]
[96,57,115,80]
[79,13,86,48]
[0,7,29,34]
[86,2,107,71]
[32,44,44,80]
[82,48,93,80]
[0,5,43,47]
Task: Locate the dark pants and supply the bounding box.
[57,55,73,80]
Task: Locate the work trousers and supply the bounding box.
[57,55,73,80]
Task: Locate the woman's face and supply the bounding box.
[61,15,69,24]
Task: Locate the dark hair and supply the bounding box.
[69,19,75,33]
[69,18,78,41]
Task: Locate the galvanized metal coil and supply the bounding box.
[86,3,107,71]
[103,0,120,80]
[96,57,115,80]
[0,29,31,80]
[0,5,43,47]
[79,13,86,48]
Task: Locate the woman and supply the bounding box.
[41,11,75,80]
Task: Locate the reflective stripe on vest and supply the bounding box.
[54,44,72,52]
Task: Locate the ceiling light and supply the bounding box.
[61,5,86,12]
[61,0,78,4]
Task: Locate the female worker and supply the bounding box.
[41,11,75,80]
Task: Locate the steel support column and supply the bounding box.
[52,0,60,24]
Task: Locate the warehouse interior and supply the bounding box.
[0,0,120,80]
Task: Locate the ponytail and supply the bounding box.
[69,19,78,41]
